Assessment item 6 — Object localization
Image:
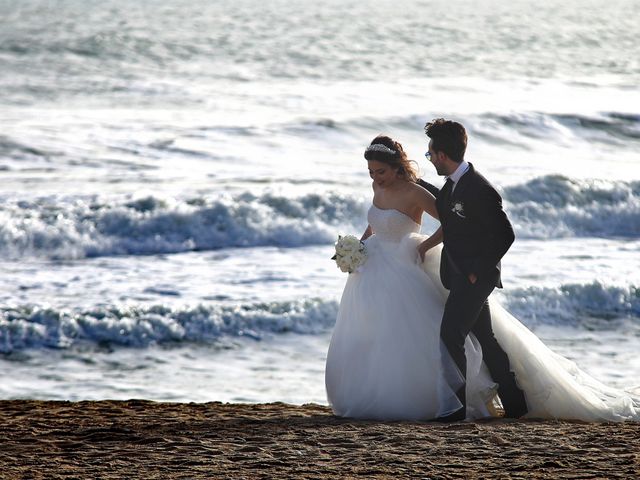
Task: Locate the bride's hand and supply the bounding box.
[418,241,431,263]
[418,226,443,263]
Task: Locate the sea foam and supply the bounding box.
[1,282,637,353]
[0,176,637,260]
[0,299,338,353]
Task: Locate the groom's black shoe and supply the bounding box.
[433,408,466,423]
[500,384,529,419]
[503,403,528,419]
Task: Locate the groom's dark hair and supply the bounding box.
[424,118,467,163]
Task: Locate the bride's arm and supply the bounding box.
[361,181,377,241]
[418,226,443,262]
[415,184,439,220]
[361,225,373,241]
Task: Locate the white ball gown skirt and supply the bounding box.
[325,233,497,421]
[325,235,640,422]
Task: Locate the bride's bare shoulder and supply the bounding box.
[407,180,435,200]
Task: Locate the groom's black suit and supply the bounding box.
[419,165,528,419]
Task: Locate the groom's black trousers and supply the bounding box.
[440,269,528,418]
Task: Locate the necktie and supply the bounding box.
[440,178,454,202]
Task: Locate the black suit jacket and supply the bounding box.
[430,164,514,290]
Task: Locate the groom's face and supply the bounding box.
[427,140,447,176]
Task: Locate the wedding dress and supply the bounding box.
[325,204,640,422]
[325,204,497,420]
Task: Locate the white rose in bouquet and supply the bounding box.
[332,235,367,274]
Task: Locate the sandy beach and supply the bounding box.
[0,400,638,479]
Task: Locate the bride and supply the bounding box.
[324,135,640,422]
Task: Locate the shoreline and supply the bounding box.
[1,400,638,479]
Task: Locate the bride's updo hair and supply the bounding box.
[364,135,418,182]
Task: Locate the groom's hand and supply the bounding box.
[468,273,478,284]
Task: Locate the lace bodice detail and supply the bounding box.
[367,204,420,242]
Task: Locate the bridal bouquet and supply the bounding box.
[332,235,367,273]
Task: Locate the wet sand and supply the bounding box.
[0,400,638,479]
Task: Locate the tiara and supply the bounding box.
[365,143,396,155]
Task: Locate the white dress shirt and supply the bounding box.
[447,160,470,193]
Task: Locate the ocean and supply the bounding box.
[0,0,639,403]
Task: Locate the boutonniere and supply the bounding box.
[451,201,466,218]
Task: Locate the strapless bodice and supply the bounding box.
[367,204,420,242]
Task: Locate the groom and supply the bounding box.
[419,118,528,421]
